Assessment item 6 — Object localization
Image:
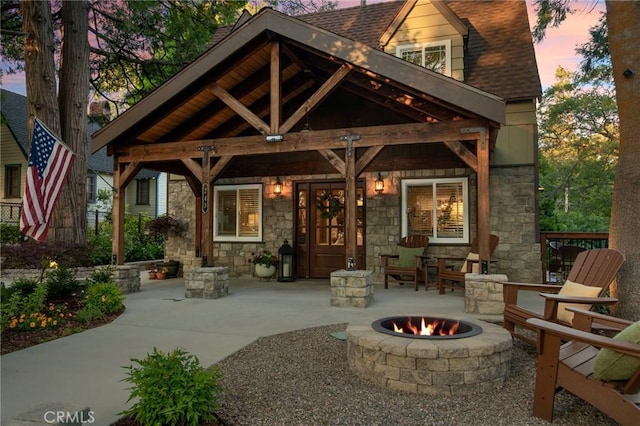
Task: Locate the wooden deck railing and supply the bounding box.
[540,232,609,283]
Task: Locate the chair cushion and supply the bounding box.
[461,253,480,273]
[398,246,424,268]
[556,280,601,324]
[593,321,640,381]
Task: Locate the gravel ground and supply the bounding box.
[214,323,616,426]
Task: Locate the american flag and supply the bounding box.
[20,118,75,241]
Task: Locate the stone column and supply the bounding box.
[185,267,229,299]
[330,269,373,308]
[464,273,508,314]
[113,265,141,294]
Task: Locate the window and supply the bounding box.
[397,40,451,76]
[136,179,150,205]
[401,178,469,243]
[4,164,21,198]
[214,184,262,241]
[87,174,97,203]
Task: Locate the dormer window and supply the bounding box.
[397,40,451,76]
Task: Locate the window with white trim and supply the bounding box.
[214,184,262,241]
[396,40,451,76]
[401,178,469,243]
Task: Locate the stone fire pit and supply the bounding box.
[346,316,512,395]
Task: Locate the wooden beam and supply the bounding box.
[119,162,142,188]
[355,146,384,176]
[270,41,281,133]
[116,119,487,163]
[181,158,203,183]
[443,141,478,172]
[208,156,233,183]
[280,64,351,133]
[317,149,345,175]
[208,83,270,135]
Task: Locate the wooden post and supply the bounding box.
[112,162,125,265]
[198,146,215,266]
[476,129,491,271]
[340,134,360,269]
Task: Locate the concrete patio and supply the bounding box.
[1,273,543,425]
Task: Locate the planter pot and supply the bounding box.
[158,260,180,278]
[148,271,157,280]
[255,264,276,278]
[156,271,167,280]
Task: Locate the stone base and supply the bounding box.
[184,267,229,299]
[113,265,141,294]
[347,318,512,395]
[330,269,373,308]
[464,274,509,315]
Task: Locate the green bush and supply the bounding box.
[87,266,115,286]
[0,223,23,244]
[84,282,125,315]
[1,282,48,331]
[5,277,39,297]
[75,304,104,324]
[120,347,223,426]
[44,266,80,300]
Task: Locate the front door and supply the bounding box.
[295,181,365,278]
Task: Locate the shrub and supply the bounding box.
[0,224,23,244]
[6,277,39,297]
[0,241,98,269]
[44,266,80,300]
[120,347,222,426]
[1,282,50,331]
[87,266,115,286]
[75,304,104,324]
[84,283,125,315]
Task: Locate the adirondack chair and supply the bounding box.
[380,235,429,291]
[437,234,499,294]
[527,309,640,426]
[503,248,624,345]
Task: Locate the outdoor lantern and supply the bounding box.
[375,173,385,194]
[274,176,283,197]
[278,239,295,282]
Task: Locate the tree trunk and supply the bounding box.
[606,1,640,319]
[21,0,59,138]
[55,0,89,243]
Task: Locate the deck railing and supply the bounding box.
[540,232,609,283]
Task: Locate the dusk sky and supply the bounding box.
[0,0,605,96]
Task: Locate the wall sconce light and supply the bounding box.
[374,173,385,194]
[274,176,283,197]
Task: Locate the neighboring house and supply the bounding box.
[0,89,167,228]
[92,0,542,283]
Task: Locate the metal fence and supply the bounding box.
[540,232,609,283]
[1,203,148,236]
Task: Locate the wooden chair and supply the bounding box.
[503,248,624,345]
[380,235,429,291]
[437,234,499,294]
[527,309,640,426]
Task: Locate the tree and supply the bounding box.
[533,0,640,319]
[537,67,617,232]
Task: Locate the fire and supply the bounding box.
[391,317,460,336]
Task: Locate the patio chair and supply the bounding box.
[527,308,640,426]
[437,234,499,294]
[503,248,624,345]
[380,235,429,291]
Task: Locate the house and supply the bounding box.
[91,0,542,283]
[0,89,167,228]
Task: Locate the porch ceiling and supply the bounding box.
[91,8,505,179]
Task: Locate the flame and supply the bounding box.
[391,317,460,336]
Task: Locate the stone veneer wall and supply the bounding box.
[166,166,541,282]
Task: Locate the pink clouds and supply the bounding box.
[526,0,605,88]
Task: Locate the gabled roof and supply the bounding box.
[209,0,540,102]
[92,6,505,153]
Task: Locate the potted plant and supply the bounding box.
[156,268,168,280]
[251,250,279,278]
